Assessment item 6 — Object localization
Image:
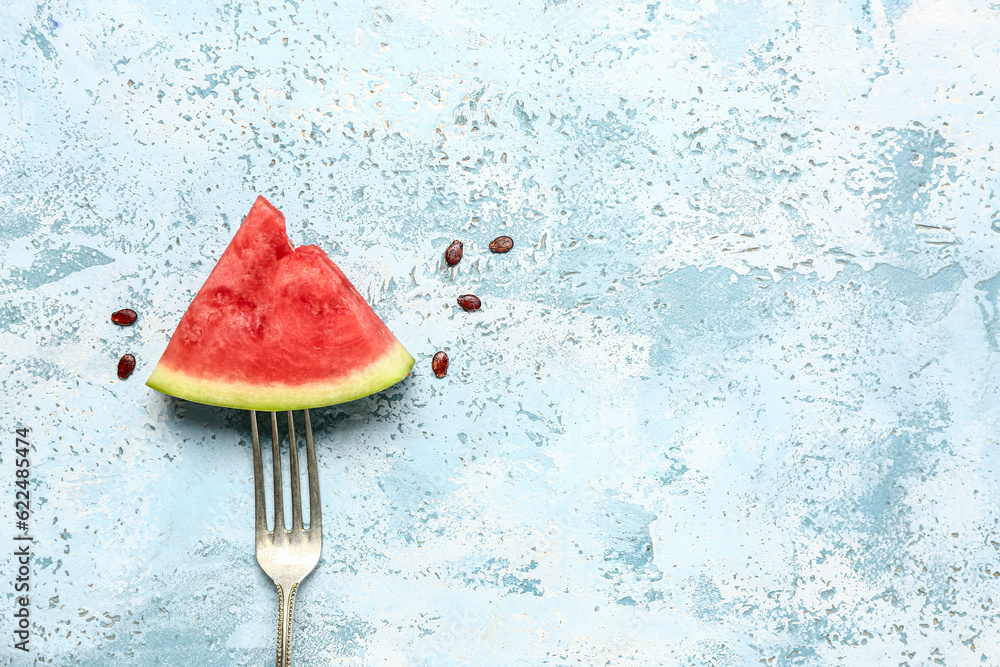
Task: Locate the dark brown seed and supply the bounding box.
[111,309,138,326]
[431,351,449,378]
[445,240,463,265]
[118,354,136,380]
[457,294,481,311]
[489,235,514,253]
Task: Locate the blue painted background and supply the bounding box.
[3,0,1000,664]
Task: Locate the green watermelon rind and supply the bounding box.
[146,340,414,411]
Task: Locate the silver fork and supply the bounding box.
[251,410,323,667]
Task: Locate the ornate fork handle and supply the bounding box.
[275,581,300,667]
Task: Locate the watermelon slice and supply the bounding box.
[146,196,414,411]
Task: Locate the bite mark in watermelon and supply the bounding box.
[147,196,414,411]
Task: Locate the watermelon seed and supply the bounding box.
[489,236,514,253]
[432,351,449,378]
[111,309,138,326]
[118,354,136,380]
[457,294,481,311]
[445,240,463,265]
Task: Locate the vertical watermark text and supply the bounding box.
[12,426,31,652]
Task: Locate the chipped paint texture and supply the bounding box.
[2,0,1000,664]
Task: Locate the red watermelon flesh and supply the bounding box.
[147,196,414,410]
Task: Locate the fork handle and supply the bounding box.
[275,581,299,667]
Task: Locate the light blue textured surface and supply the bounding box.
[2,0,1000,664]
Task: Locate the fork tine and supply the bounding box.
[287,411,303,530]
[250,411,268,536]
[270,411,285,532]
[304,409,322,532]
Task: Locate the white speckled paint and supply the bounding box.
[2,0,1000,664]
